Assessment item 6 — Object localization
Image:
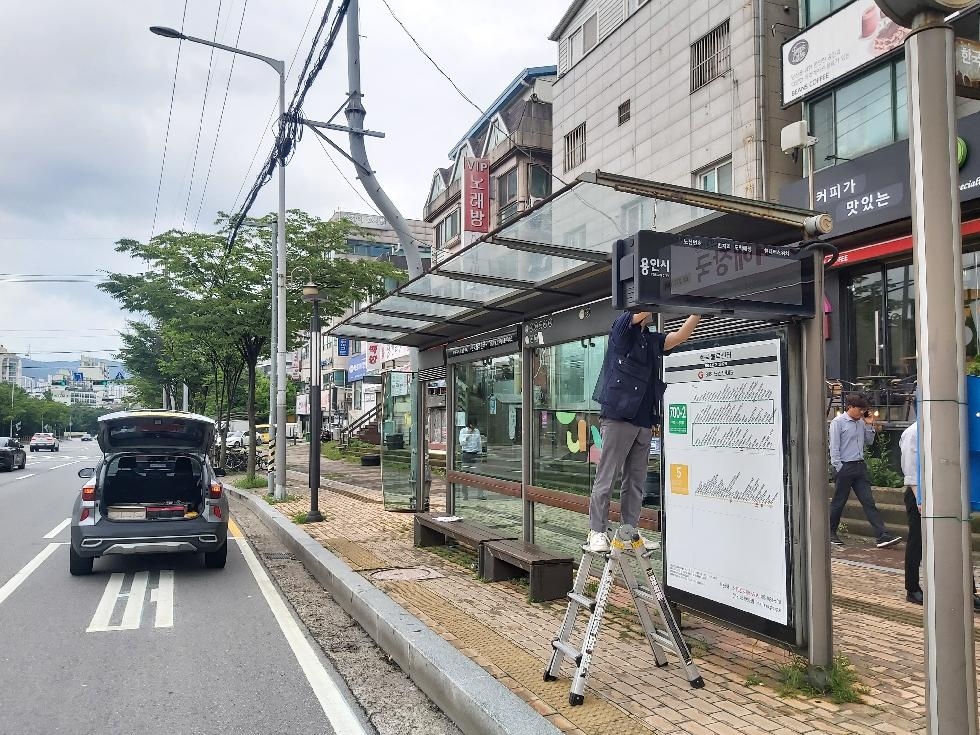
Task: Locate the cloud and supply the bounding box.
[0,0,561,358]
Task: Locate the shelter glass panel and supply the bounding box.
[372,295,469,319]
[453,484,522,538]
[350,312,435,331]
[404,273,519,303]
[381,371,418,511]
[453,354,523,484]
[438,241,589,285]
[333,327,407,342]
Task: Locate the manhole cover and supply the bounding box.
[263,552,294,561]
[370,567,442,582]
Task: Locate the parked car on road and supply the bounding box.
[80,433,93,442]
[225,430,261,448]
[0,437,27,471]
[30,433,59,452]
[69,410,228,576]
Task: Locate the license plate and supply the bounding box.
[108,507,146,520]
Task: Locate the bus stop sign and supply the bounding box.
[612,231,815,319]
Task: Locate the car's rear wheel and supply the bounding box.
[204,544,227,569]
[18,456,25,469]
[69,547,94,576]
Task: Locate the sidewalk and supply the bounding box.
[261,442,980,735]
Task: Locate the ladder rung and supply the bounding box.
[567,592,595,611]
[634,589,663,607]
[551,640,582,666]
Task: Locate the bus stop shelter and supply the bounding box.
[328,170,833,658]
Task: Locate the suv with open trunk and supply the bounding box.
[69,410,228,576]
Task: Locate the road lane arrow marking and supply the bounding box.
[87,571,174,632]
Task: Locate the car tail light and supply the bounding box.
[212,505,222,519]
[79,508,90,522]
[81,480,96,502]
[209,482,222,499]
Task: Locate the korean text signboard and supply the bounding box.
[612,231,814,319]
[780,110,980,239]
[781,0,908,105]
[462,157,490,235]
[337,337,350,357]
[663,337,793,635]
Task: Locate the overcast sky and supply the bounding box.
[0,0,560,367]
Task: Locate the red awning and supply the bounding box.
[827,218,980,267]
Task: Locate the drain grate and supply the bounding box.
[263,552,295,561]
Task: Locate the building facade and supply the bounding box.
[778,0,980,407]
[550,0,801,214]
[0,346,22,386]
[424,66,557,263]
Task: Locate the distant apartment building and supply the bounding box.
[0,346,22,385]
[549,0,799,218]
[48,356,131,406]
[423,66,557,263]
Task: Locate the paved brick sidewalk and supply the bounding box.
[252,444,980,734]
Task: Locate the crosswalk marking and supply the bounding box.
[87,571,173,632]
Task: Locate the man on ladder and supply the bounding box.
[546,309,704,705]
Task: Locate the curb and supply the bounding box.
[225,485,562,735]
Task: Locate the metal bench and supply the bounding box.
[413,512,517,576]
[481,539,574,602]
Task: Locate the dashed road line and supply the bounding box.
[0,543,64,608]
[12,473,36,481]
[43,518,71,539]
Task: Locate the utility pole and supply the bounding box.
[874,0,979,731]
[344,0,425,280]
[269,218,278,498]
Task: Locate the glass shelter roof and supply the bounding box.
[327,171,828,351]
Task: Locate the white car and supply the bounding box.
[225,431,259,448]
[30,433,59,452]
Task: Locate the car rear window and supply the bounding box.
[108,419,206,447]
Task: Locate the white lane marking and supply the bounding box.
[87,573,125,632]
[235,538,370,735]
[0,543,63,607]
[48,460,84,470]
[87,571,173,632]
[43,518,71,539]
[12,473,36,481]
[120,571,149,629]
[153,570,174,628]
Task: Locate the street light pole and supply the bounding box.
[268,218,278,498]
[150,24,289,499]
[303,282,324,523]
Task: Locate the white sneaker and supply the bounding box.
[637,533,660,551]
[586,530,610,553]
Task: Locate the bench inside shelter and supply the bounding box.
[481,540,574,602]
[413,512,517,576]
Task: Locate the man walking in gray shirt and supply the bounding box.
[829,394,901,548]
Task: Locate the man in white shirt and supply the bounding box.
[900,420,980,609]
[458,421,485,500]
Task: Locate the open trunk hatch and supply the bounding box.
[97,411,215,454]
[101,455,205,520]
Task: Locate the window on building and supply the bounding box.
[582,13,598,53]
[808,59,907,171]
[497,168,519,223]
[569,27,583,67]
[622,200,644,232]
[529,164,552,200]
[617,100,631,126]
[695,159,733,195]
[435,209,460,248]
[804,0,850,26]
[691,19,731,92]
[564,122,587,172]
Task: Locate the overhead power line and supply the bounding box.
[313,134,382,216]
[151,0,190,238]
[193,0,251,229]
[179,0,225,229]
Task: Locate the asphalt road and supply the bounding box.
[0,442,393,735]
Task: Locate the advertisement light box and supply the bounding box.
[612,231,815,319]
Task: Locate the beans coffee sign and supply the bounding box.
[781,0,908,106]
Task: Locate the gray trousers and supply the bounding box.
[589,418,652,533]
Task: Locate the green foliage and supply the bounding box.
[744,674,763,687]
[291,511,309,524]
[864,431,904,488]
[321,441,342,460]
[234,475,269,490]
[776,654,867,704]
[0,383,72,438]
[263,493,301,505]
[969,358,980,377]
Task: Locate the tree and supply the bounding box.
[101,209,403,479]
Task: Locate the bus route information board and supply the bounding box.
[662,337,788,625]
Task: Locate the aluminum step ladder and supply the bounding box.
[544,525,704,705]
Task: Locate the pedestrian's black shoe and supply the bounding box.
[906,590,923,604]
[876,534,902,548]
[829,535,844,546]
